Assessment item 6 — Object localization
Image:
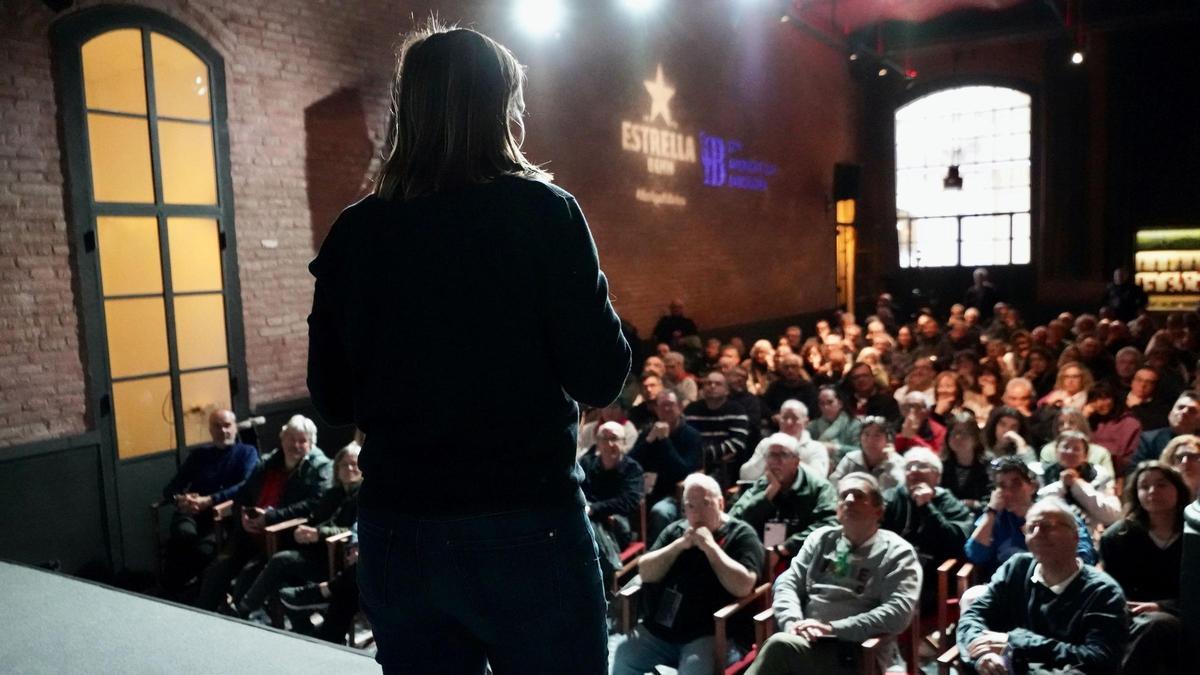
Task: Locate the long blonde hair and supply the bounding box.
[374,19,550,201]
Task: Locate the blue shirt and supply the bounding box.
[162,442,259,504]
[964,508,1096,576]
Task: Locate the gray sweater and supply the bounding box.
[772,525,922,671]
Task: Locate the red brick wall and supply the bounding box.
[0,0,857,447]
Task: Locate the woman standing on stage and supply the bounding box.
[307,21,631,674]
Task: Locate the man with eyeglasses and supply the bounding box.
[880,447,972,614]
[894,391,947,454]
[846,362,900,422]
[729,432,837,560]
[612,473,763,675]
[957,497,1127,675]
[1131,390,1200,470]
[746,472,921,675]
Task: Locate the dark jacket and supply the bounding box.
[727,466,837,552]
[307,481,360,538]
[881,485,973,565]
[162,442,258,504]
[1099,519,1180,615]
[307,178,631,515]
[235,448,333,525]
[579,450,644,521]
[957,553,1127,674]
[628,422,704,501]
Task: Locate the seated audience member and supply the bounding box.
[892,357,936,406]
[744,340,777,396]
[741,402,829,481]
[279,522,360,644]
[1100,461,1185,675]
[894,391,947,454]
[717,345,742,373]
[196,415,333,611]
[653,298,699,348]
[914,316,953,365]
[763,354,818,421]
[644,355,667,379]
[629,390,704,544]
[1126,367,1170,431]
[830,416,904,491]
[580,421,645,590]
[1037,431,1120,530]
[940,412,991,511]
[1159,433,1200,497]
[745,473,922,675]
[700,337,723,374]
[684,371,751,488]
[845,362,900,421]
[729,433,837,558]
[890,325,917,379]
[725,366,766,442]
[1131,390,1200,467]
[966,365,1004,426]
[612,473,763,675]
[628,372,663,431]
[808,385,863,463]
[983,406,1038,464]
[882,447,973,614]
[1084,381,1142,475]
[664,351,699,407]
[1037,361,1093,411]
[1022,346,1057,400]
[957,497,1127,675]
[235,441,361,622]
[1035,407,1116,479]
[930,370,968,427]
[1109,346,1142,389]
[160,409,259,596]
[1077,336,1115,384]
[576,402,637,458]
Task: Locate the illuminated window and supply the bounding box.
[56,11,244,459]
[895,86,1032,268]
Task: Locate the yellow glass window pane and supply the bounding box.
[167,218,223,292]
[104,297,169,378]
[180,368,232,446]
[158,121,217,205]
[174,293,228,370]
[113,376,175,458]
[82,29,147,115]
[150,33,211,121]
[87,113,155,203]
[96,216,162,296]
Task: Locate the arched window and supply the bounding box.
[895,85,1032,268]
[54,8,245,460]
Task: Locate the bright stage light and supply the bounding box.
[514,0,565,37]
[620,0,660,13]
[1070,50,1084,65]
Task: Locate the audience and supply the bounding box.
[1126,366,1170,431]
[612,473,763,675]
[894,390,947,454]
[830,416,904,491]
[763,354,818,421]
[580,421,645,590]
[740,401,828,481]
[957,497,1127,675]
[1036,431,1121,531]
[807,385,862,464]
[664,351,699,408]
[684,371,751,488]
[1084,380,1142,475]
[746,472,922,675]
[1132,389,1200,467]
[940,412,991,511]
[1159,433,1200,497]
[629,390,704,545]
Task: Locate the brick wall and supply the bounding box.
[0,0,857,448]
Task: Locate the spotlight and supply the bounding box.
[1070,50,1084,65]
[514,0,564,37]
[620,0,659,13]
[878,68,888,77]
[848,52,858,61]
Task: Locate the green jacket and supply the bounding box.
[808,412,863,460]
[728,465,838,552]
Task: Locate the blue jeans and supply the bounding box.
[611,625,717,675]
[357,501,608,675]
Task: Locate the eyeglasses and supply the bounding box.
[1022,519,1071,535]
[905,462,937,472]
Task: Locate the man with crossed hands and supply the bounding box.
[611,473,764,675]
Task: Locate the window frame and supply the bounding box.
[892,77,1041,270]
[53,6,249,462]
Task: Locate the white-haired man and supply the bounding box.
[894,390,947,454]
[740,400,829,481]
[663,351,699,407]
[957,497,1127,674]
[196,414,332,612]
[579,421,644,590]
[880,447,972,614]
[612,473,764,675]
[729,432,838,558]
[746,472,922,675]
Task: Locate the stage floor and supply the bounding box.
[0,561,378,673]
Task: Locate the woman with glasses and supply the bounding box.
[1037,431,1121,530]
[1099,461,1186,674]
[940,412,990,512]
[1038,361,1093,411]
[1160,434,1200,497]
[1035,407,1116,479]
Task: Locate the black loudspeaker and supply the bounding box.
[833,163,861,201]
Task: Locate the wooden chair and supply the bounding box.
[751,608,892,675]
[613,497,650,591]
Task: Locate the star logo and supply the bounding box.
[643,64,677,128]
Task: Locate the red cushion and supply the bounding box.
[618,542,645,563]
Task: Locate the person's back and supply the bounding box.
[310,177,630,515]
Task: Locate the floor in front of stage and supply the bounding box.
[0,561,379,673]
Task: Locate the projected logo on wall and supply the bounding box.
[620,64,779,207]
